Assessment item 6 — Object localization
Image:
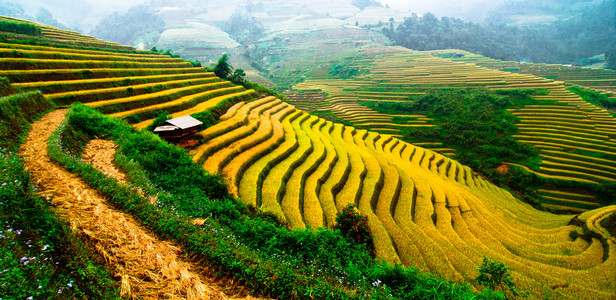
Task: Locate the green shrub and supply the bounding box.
[391,116,417,124]
[213,54,232,79]
[146,111,171,131]
[0,20,40,35]
[0,91,54,151]
[476,257,526,298]
[0,77,15,96]
[334,205,375,258]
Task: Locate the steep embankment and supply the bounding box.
[19,109,251,299]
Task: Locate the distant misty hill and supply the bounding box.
[485,0,609,26]
[384,0,616,68]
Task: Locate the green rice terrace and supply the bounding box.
[1,17,615,299]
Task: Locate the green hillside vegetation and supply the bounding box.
[362,88,542,178]
[0,19,40,36]
[0,88,119,299]
[0,18,510,299]
[383,0,616,68]
[1,15,615,300]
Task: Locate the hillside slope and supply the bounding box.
[288,46,616,212]
[2,17,615,299]
[196,91,616,299]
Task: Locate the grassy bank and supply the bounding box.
[48,103,494,299]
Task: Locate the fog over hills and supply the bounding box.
[2,0,613,73]
[3,0,513,32]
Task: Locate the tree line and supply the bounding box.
[382,0,616,69]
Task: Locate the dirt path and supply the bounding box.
[82,139,129,184]
[19,109,256,299]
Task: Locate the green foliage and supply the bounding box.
[384,0,616,65]
[329,64,367,79]
[334,205,375,257]
[0,20,40,36]
[476,257,525,299]
[214,53,233,79]
[146,111,171,131]
[391,116,417,124]
[0,91,54,151]
[493,89,553,108]
[0,77,15,96]
[310,110,353,126]
[503,166,544,207]
[0,150,119,299]
[51,103,486,299]
[366,88,540,177]
[228,68,247,84]
[567,85,616,113]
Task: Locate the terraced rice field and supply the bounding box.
[0,28,258,125]
[432,49,616,95]
[290,47,616,211]
[3,21,615,298]
[194,96,616,299]
[0,16,134,52]
[287,81,437,142]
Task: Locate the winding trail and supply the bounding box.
[19,109,257,299]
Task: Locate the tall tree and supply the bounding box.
[214,54,233,79]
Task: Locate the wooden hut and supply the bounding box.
[153,115,202,145]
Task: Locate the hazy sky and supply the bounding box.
[381,0,507,19]
[11,0,511,31]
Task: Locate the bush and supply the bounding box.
[567,85,616,114]
[0,77,15,96]
[334,205,375,258]
[0,20,40,35]
[476,257,526,298]
[145,111,171,131]
[0,91,54,151]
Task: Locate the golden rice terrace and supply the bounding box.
[289,46,616,213]
[2,17,615,299]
